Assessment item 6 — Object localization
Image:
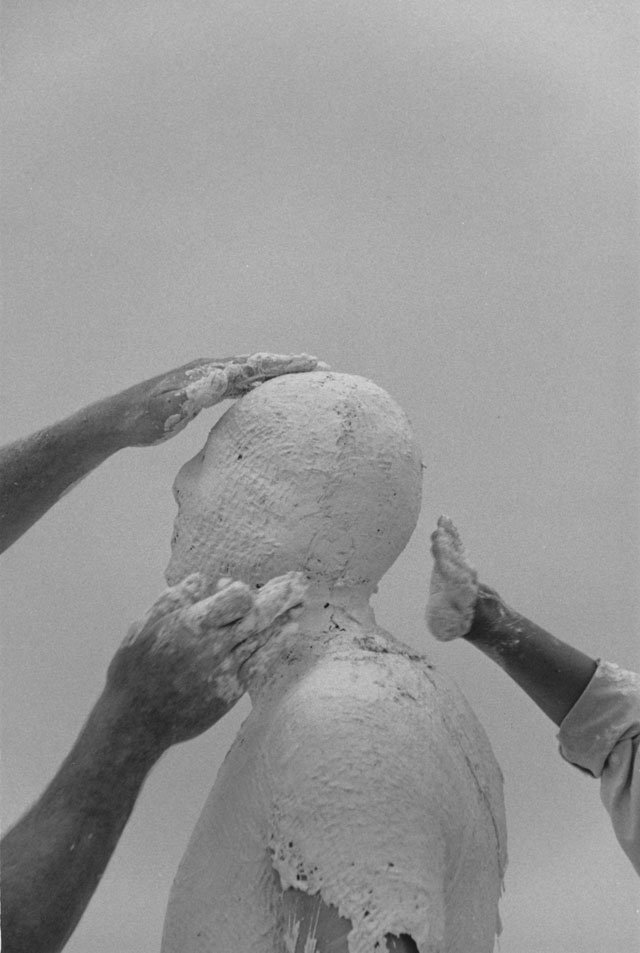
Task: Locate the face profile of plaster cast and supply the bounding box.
[161,372,507,953]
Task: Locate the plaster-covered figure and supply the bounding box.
[161,372,507,953]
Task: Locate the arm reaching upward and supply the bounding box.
[0,353,326,554]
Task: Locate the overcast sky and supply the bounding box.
[2,2,638,951]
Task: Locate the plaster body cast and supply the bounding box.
[161,373,507,953]
[162,610,506,952]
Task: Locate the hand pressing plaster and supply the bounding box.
[157,353,329,442]
[162,372,506,953]
[426,517,479,641]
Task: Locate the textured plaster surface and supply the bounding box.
[165,372,423,591]
[161,372,506,952]
[161,614,507,953]
[158,354,330,442]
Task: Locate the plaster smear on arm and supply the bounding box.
[160,367,229,437]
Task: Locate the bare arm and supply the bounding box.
[0,353,325,554]
[1,571,306,953]
[0,687,162,953]
[0,400,124,554]
[427,516,597,726]
[464,584,597,726]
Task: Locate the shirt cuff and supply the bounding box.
[557,660,640,778]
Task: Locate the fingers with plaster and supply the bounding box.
[110,571,307,746]
[132,571,306,642]
[161,353,330,440]
[174,571,308,707]
[216,353,331,401]
[136,572,213,630]
[180,578,255,632]
[234,572,308,685]
[426,516,479,641]
[116,354,330,447]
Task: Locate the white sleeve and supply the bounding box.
[557,660,640,874]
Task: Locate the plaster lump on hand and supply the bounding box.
[427,516,480,641]
[162,372,507,953]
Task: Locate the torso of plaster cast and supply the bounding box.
[161,373,507,953]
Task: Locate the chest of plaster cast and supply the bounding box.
[162,636,506,953]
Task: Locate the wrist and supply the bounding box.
[464,585,523,648]
[80,687,168,781]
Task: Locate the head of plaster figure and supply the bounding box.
[165,372,423,600]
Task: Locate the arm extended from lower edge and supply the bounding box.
[464,584,598,727]
[0,690,164,953]
[0,572,307,953]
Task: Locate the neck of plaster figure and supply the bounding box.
[246,582,377,704]
[305,581,376,614]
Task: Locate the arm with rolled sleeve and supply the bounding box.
[558,661,640,874]
[426,516,640,875]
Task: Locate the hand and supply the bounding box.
[107,571,307,748]
[426,516,479,641]
[110,353,329,447]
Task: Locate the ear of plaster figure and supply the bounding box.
[161,372,507,953]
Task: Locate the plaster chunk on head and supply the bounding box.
[166,372,423,593]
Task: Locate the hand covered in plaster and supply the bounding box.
[112,354,330,447]
[107,571,307,748]
[426,516,479,640]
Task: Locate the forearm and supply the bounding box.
[464,586,598,726]
[0,399,127,554]
[0,354,325,554]
[1,689,163,953]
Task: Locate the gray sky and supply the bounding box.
[2,2,638,950]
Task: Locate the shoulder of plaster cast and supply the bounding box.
[254,644,506,951]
